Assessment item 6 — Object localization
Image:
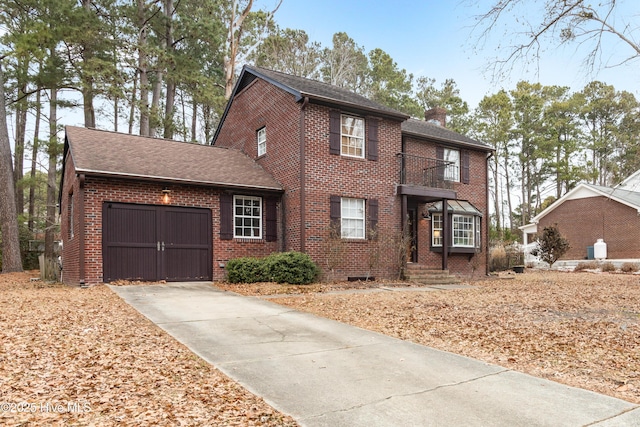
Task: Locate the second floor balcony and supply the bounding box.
[397,153,457,189]
[396,153,458,201]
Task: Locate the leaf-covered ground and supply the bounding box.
[0,272,298,426]
[228,271,640,405]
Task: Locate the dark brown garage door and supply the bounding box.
[102,202,212,282]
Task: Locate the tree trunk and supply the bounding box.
[492,153,501,240]
[0,64,24,273]
[137,0,150,136]
[503,152,514,231]
[28,85,42,232]
[13,55,28,216]
[149,69,163,137]
[44,85,59,280]
[128,72,138,134]
[191,98,197,143]
[163,0,175,140]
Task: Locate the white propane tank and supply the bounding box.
[594,239,607,260]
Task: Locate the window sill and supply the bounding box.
[431,246,479,254]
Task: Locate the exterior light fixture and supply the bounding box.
[162,188,171,204]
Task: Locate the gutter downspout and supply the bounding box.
[400,136,408,278]
[299,97,309,252]
[486,151,494,276]
[79,174,86,286]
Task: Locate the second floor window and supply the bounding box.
[341,115,364,158]
[257,127,266,156]
[443,148,460,182]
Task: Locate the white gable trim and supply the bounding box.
[531,183,640,225]
[616,169,640,191]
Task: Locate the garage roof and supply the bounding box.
[63,126,283,191]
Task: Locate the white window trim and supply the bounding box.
[431,212,479,248]
[432,213,443,247]
[341,197,366,239]
[233,195,262,239]
[443,148,460,182]
[452,214,475,247]
[340,114,365,158]
[257,127,266,157]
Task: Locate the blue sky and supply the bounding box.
[258,0,640,107]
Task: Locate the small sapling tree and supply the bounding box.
[531,225,570,267]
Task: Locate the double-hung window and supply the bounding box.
[452,214,474,247]
[341,197,365,239]
[341,115,365,158]
[257,127,266,157]
[234,195,262,238]
[432,213,443,246]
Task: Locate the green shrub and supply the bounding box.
[225,251,319,285]
[263,251,319,285]
[621,262,640,273]
[601,261,616,272]
[225,257,265,283]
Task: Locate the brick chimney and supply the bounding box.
[424,107,447,127]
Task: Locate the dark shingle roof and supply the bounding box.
[240,65,409,119]
[64,126,282,191]
[401,118,492,151]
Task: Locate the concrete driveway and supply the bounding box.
[110,282,640,427]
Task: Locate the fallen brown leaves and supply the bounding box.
[270,271,640,404]
[0,272,297,426]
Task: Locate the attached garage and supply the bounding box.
[59,126,283,286]
[102,203,212,282]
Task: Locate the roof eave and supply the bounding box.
[302,93,409,121]
[75,169,284,193]
[402,130,494,151]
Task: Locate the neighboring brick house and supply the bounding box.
[59,65,493,285]
[521,182,640,261]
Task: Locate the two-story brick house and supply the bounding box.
[59,65,492,285]
[213,66,493,280]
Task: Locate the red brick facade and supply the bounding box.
[215,78,490,280]
[60,170,279,285]
[538,196,640,260]
[404,137,489,277]
[61,68,491,284]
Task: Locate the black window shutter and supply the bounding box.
[367,119,378,161]
[220,193,233,240]
[265,197,278,242]
[436,146,445,181]
[461,150,470,184]
[330,195,341,234]
[367,199,378,239]
[329,110,341,155]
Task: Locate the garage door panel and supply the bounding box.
[107,247,158,281]
[164,209,210,245]
[164,248,211,281]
